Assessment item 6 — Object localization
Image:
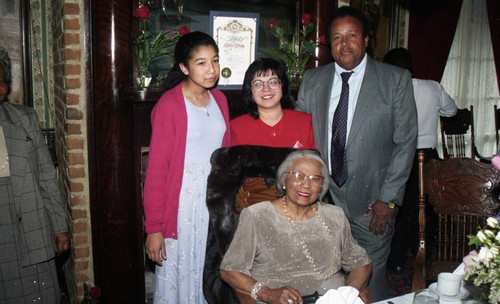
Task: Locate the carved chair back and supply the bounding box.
[440,106,481,159]
[412,151,500,291]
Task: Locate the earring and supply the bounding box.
[283,186,286,189]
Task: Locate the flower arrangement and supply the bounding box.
[261,14,317,86]
[81,283,101,304]
[131,4,190,87]
[464,215,500,303]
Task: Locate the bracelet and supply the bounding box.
[250,281,265,300]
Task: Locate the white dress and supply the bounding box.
[154,94,226,304]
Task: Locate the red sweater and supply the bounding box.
[230,109,315,149]
[143,82,230,239]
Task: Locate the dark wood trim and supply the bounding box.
[89,0,145,302]
[20,0,33,107]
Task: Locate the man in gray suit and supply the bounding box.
[0,47,70,303]
[296,7,417,300]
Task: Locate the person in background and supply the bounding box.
[230,58,315,149]
[143,32,230,303]
[295,7,417,300]
[383,47,457,274]
[0,47,70,303]
[220,150,372,304]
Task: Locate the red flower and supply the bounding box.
[319,34,327,45]
[269,18,277,28]
[89,286,102,299]
[164,28,177,39]
[301,13,312,25]
[133,5,150,20]
[178,26,190,36]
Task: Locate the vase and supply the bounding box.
[136,71,152,88]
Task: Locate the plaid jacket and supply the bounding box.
[0,102,68,267]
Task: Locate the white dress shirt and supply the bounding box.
[412,78,457,149]
[327,54,367,171]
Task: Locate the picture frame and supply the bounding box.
[210,11,259,89]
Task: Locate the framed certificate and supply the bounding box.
[210,11,259,89]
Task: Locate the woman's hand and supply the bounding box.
[145,232,166,266]
[261,285,303,304]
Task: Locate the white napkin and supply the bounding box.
[452,263,465,276]
[315,286,364,304]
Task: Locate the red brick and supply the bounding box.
[63,3,80,15]
[71,208,87,219]
[74,260,89,272]
[69,153,85,164]
[70,181,84,192]
[75,274,89,282]
[67,123,82,135]
[72,221,88,233]
[67,137,84,149]
[64,18,80,31]
[66,93,80,105]
[67,107,83,120]
[76,285,84,297]
[70,195,85,207]
[73,235,88,245]
[64,33,80,45]
[65,78,81,89]
[65,64,81,75]
[75,247,90,258]
[64,49,81,61]
[69,167,85,178]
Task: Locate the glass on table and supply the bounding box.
[412,289,439,304]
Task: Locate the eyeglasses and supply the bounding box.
[286,171,324,188]
[251,78,281,92]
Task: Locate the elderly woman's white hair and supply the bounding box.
[276,150,329,199]
[0,47,11,84]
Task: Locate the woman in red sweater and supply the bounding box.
[230,58,315,149]
[143,32,230,303]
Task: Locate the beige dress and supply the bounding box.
[220,201,371,298]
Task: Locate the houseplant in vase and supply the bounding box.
[261,14,317,87]
[131,4,190,88]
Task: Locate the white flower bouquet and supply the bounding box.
[464,215,500,303]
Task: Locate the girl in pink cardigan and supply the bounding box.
[143,31,230,303]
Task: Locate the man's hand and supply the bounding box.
[145,232,166,266]
[364,200,397,236]
[54,232,70,255]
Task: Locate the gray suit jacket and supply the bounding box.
[0,102,68,267]
[296,57,417,219]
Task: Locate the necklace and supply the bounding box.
[282,196,339,279]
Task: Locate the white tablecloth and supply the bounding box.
[373,292,415,304]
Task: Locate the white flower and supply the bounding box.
[477,231,488,242]
[478,247,495,264]
[485,229,496,238]
[496,231,500,243]
[487,217,499,228]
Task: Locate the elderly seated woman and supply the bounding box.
[220,150,372,304]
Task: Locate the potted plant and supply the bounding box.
[131,4,190,88]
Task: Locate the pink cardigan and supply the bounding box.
[143,82,230,239]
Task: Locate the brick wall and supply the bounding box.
[51,0,93,302]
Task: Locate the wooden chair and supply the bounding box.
[412,151,500,291]
[440,105,485,160]
[202,146,374,304]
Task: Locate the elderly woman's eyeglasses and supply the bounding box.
[251,78,281,92]
[286,171,324,187]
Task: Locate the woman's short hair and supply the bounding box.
[276,150,329,199]
[242,57,294,119]
[164,31,219,90]
[0,47,12,84]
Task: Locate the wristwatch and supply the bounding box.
[385,201,396,209]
